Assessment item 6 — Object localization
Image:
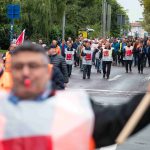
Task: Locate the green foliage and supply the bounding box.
[0,0,129,48]
[140,0,150,32]
[0,50,7,53]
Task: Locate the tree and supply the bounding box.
[0,0,130,49]
[140,0,150,32]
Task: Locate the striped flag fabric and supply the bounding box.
[15,29,25,46]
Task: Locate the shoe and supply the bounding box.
[83,77,86,79]
[107,76,109,79]
[99,70,101,74]
[141,71,143,74]
[103,74,105,78]
[126,71,128,73]
[138,71,140,74]
[130,69,132,72]
[88,76,90,79]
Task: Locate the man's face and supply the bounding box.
[11,51,51,99]
[52,40,57,46]
[86,42,90,47]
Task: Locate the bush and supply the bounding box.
[0,24,10,50]
[0,50,7,53]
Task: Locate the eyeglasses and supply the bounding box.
[12,63,47,71]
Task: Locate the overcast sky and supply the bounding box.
[117,0,143,22]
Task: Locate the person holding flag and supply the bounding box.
[0,30,25,91]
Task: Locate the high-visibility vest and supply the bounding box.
[48,64,53,73]
[5,52,12,72]
[65,49,74,65]
[82,49,92,65]
[119,43,122,52]
[102,49,113,62]
[124,46,133,60]
[55,46,61,55]
[0,90,95,150]
[0,71,13,91]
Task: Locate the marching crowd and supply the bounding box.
[1,36,150,90]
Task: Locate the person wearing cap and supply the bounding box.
[64,42,75,77]
[101,42,114,79]
[48,45,69,86]
[44,46,65,90]
[0,42,149,150]
[81,40,92,79]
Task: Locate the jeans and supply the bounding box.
[102,61,112,77]
[125,60,132,72]
[67,64,72,77]
[83,65,92,78]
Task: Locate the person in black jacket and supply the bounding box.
[6,42,149,149]
[51,66,65,90]
[48,45,69,85]
[136,42,145,74]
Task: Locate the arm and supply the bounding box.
[52,67,65,90]
[91,93,150,148]
[60,57,69,83]
[81,50,86,57]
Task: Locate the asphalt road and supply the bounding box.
[67,65,150,150]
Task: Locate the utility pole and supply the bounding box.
[102,0,107,38]
[62,10,66,40]
[106,4,111,37]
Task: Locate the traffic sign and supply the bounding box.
[7,4,20,19]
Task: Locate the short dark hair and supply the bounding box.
[13,41,46,56]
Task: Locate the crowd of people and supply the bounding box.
[39,36,150,84]
[1,36,150,90]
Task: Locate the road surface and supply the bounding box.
[68,65,150,150]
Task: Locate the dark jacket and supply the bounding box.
[52,67,65,90]
[136,47,145,60]
[49,54,69,83]
[91,93,150,148]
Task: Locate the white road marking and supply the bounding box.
[108,75,122,81]
[67,88,143,94]
[143,75,150,81]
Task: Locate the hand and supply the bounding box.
[64,83,67,88]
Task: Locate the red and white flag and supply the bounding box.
[16,29,25,46]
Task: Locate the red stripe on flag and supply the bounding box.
[16,30,25,46]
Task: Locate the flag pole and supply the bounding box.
[116,93,150,144]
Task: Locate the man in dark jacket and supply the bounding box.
[136,42,145,74]
[48,45,69,85]
[52,66,65,90]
